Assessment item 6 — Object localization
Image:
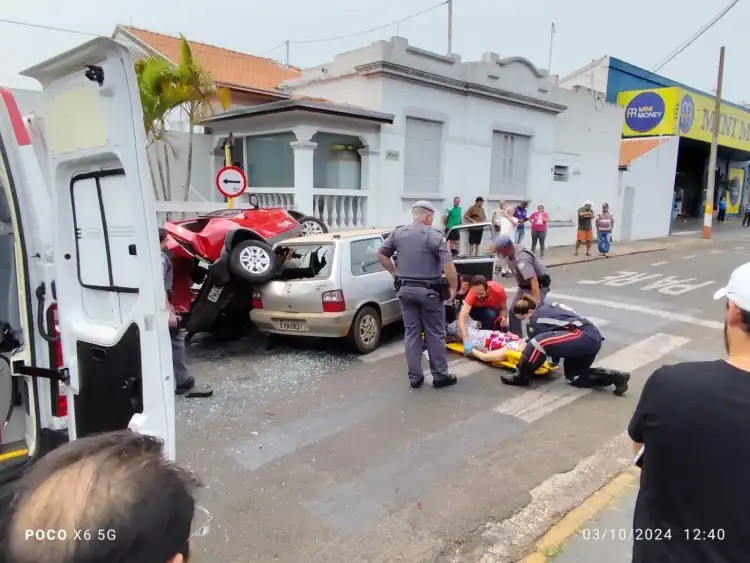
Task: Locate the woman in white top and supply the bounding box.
[492,204,518,278]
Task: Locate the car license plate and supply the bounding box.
[278,320,305,332]
[207,286,223,303]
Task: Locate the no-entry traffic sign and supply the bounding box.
[215,166,247,199]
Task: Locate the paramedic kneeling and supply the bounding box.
[492,235,550,337]
[458,276,508,351]
[501,296,630,394]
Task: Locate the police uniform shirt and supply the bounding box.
[510,245,546,288]
[529,302,597,338]
[379,221,452,279]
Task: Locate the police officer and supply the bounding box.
[377,201,459,389]
[501,296,630,394]
[159,229,212,398]
[492,234,551,336]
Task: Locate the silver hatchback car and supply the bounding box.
[250,229,401,353]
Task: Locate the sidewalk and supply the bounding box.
[521,469,640,563]
[552,483,638,562]
[541,235,707,268]
[539,219,750,268]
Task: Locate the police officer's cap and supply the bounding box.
[493,234,512,250]
[412,200,436,213]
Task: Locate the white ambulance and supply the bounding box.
[0,38,175,504]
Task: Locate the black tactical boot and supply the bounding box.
[500,368,530,386]
[589,368,630,396]
[433,374,458,388]
[612,372,630,396]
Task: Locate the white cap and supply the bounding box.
[584,200,593,206]
[412,200,436,213]
[713,262,750,311]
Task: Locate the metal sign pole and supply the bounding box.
[703,46,725,239]
[224,133,234,209]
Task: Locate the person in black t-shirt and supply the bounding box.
[628,262,750,563]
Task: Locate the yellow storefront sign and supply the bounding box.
[618,88,679,137]
[618,87,750,152]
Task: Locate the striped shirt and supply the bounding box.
[596,212,613,232]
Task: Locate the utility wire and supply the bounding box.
[291,1,447,44]
[652,0,741,72]
[0,18,100,37]
[2,2,448,66]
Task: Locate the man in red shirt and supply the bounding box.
[457,275,508,346]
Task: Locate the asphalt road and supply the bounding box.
[177,230,750,563]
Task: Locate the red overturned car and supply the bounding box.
[161,194,327,338]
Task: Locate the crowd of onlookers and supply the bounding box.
[442,196,616,260]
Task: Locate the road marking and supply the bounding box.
[650,261,668,266]
[735,246,744,250]
[682,254,696,259]
[596,332,690,371]
[495,333,690,423]
[672,230,700,236]
[711,250,724,254]
[549,292,723,330]
[578,271,714,295]
[586,316,610,327]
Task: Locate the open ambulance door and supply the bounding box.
[19,38,176,458]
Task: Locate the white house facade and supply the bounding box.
[245,37,624,247]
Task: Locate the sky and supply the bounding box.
[1,0,747,103]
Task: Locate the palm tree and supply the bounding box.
[174,36,231,201]
[135,56,185,200]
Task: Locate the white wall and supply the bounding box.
[618,136,679,241]
[557,56,610,94]
[147,130,215,202]
[374,76,559,229]
[286,39,625,247]
[545,86,624,247]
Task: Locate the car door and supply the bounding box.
[350,236,400,323]
[20,38,175,457]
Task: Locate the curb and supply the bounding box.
[545,247,664,269]
[520,468,640,562]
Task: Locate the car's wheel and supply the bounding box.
[229,240,276,284]
[298,216,328,236]
[348,306,382,354]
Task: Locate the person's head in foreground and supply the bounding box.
[714,262,750,357]
[452,196,460,208]
[602,203,609,212]
[583,200,593,211]
[412,200,436,226]
[475,196,484,207]
[513,295,538,319]
[492,234,514,258]
[469,275,491,300]
[5,430,205,563]
[536,204,545,213]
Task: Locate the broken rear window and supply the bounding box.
[276,244,334,280]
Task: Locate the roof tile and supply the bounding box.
[121,26,300,93]
[619,138,669,167]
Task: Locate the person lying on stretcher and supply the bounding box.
[446,320,524,363]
